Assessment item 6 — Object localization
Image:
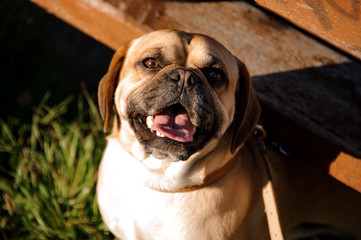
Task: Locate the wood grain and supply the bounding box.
[254,0,361,60]
[30,0,150,49]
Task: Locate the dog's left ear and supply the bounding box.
[231,59,261,153]
[98,42,130,132]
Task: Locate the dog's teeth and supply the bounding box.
[192,126,197,135]
[156,131,165,137]
[146,116,154,129]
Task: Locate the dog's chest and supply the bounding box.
[97,139,258,239]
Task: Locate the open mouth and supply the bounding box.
[132,103,197,143]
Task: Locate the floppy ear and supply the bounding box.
[231,59,261,153]
[98,43,130,132]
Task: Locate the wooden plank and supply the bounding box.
[107,0,350,75]
[262,106,361,193]
[30,0,361,191]
[30,0,150,49]
[330,153,361,192]
[332,153,361,192]
[253,0,361,61]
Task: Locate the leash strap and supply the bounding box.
[249,126,285,240]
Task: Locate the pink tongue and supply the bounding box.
[151,107,194,142]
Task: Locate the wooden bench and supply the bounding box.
[30,0,361,192]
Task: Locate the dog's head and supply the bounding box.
[98,30,260,162]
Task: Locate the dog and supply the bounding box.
[96,29,361,240]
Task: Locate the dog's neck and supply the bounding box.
[149,154,239,193]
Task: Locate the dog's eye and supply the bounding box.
[206,68,225,83]
[143,58,159,69]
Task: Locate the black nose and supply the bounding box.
[169,69,200,86]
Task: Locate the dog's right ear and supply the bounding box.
[230,59,261,154]
[98,42,130,132]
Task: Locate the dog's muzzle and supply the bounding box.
[126,67,221,161]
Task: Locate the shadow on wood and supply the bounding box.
[253,62,361,158]
[252,62,361,192]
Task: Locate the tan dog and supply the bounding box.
[96,30,361,240]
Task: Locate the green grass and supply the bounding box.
[0,90,115,239]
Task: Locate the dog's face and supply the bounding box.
[98,30,260,162]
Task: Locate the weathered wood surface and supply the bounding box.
[29,0,150,49]
[254,0,361,61]
[30,0,361,192]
